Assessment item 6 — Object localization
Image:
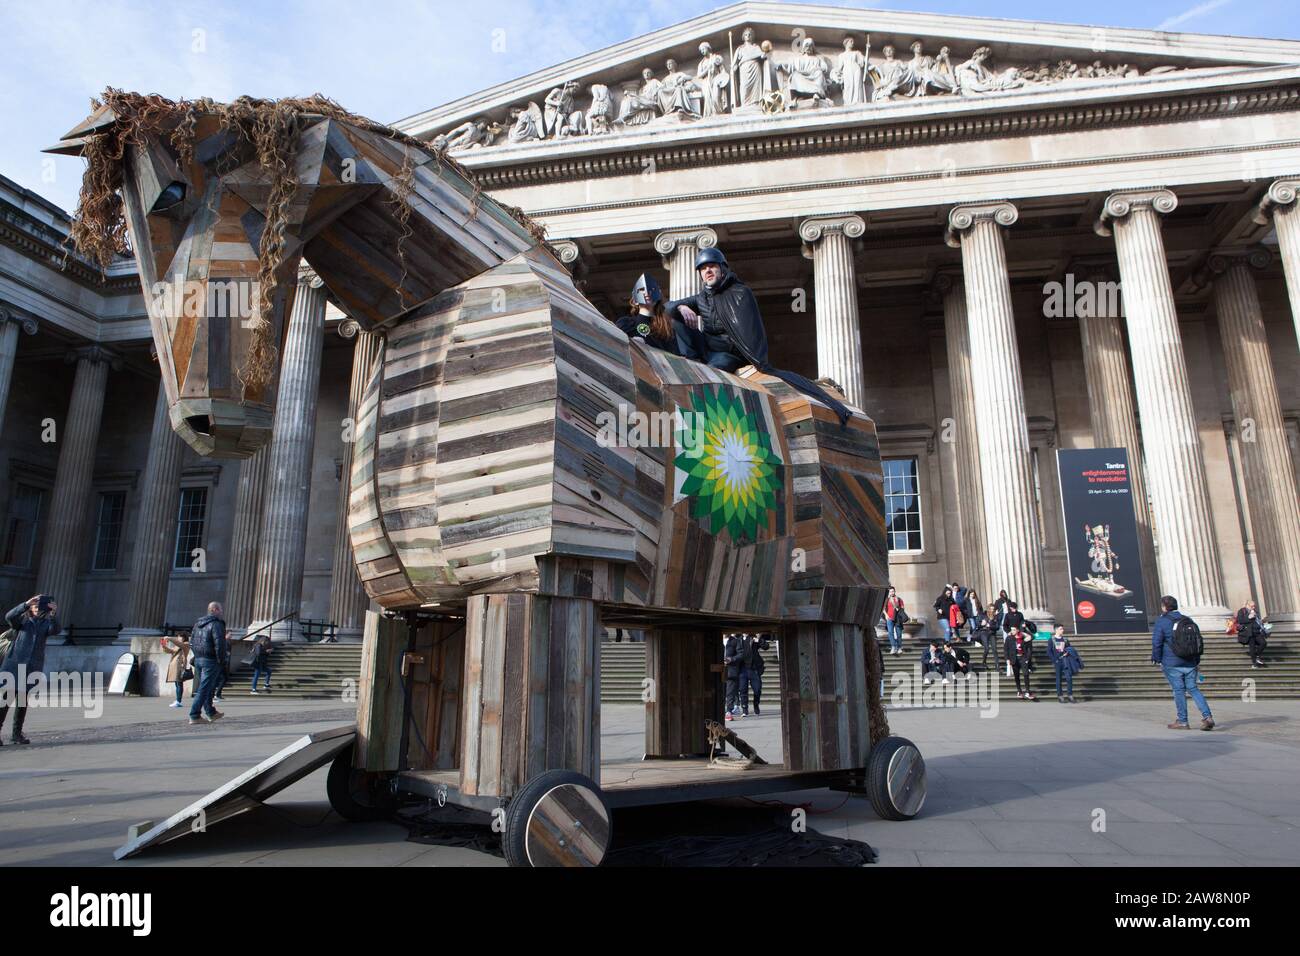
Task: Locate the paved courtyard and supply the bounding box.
[1,694,1298,866]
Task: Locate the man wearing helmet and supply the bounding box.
[667,246,769,372]
[667,246,852,423]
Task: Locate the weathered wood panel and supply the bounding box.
[778,621,871,773]
[644,628,723,757]
[355,611,406,772]
[459,593,599,797]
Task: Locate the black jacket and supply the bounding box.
[1003,610,1025,633]
[668,270,769,369]
[1005,632,1035,667]
[723,636,745,679]
[934,593,954,620]
[1235,607,1263,638]
[190,613,227,660]
[615,312,677,354]
[944,646,971,670]
[739,635,770,673]
[1,603,61,679]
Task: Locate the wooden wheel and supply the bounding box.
[866,735,926,821]
[326,740,395,823]
[503,770,611,867]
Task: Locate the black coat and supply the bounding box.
[1005,633,1035,667]
[933,593,954,620]
[2,603,61,679]
[615,312,677,354]
[190,613,227,660]
[668,270,769,369]
[739,635,770,673]
[723,636,744,679]
[1235,607,1263,639]
[1003,610,1025,633]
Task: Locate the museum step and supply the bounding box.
[218,642,363,700]
[597,634,1300,703]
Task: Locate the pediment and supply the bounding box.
[396,1,1300,156]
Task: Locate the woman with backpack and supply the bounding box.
[884,587,908,654]
[248,635,273,695]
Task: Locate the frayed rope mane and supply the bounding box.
[68,89,547,396]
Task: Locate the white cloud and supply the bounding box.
[1157,0,1233,31]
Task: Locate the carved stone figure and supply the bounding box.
[832,36,868,106]
[869,44,914,102]
[659,58,702,118]
[507,102,544,143]
[907,40,955,96]
[777,37,833,107]
[616,68,663,126]
[544,82,586,138]
[955,46,1025,95]
[696,42,730,116]
[436,117,495,152]
[732,27,770,109]
[586,84,612,134]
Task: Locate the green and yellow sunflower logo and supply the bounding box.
[673,386,784,542]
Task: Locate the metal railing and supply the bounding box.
[63,623,124,646]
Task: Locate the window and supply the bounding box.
[3,484,45,568]
[173,487,208,569]
[92,491,127,570]
[883,457,923,552]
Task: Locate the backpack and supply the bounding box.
[1169,616,1203,663]
[895,607,910,626]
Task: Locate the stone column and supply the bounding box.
[934,272,991,597]
[800,214,867,407]
[1096,189,1228,618]
[36,346,118,624]
[120,380,186,638]
[945,202,1051,623]
[0,307,37,439]
[654,226,719,300]
[1075,266,1160,616]
[249,267,328,640]
[328,320,382,641]
[1253,179,1300,349]
[225,447,269,633]
[1208,248,1300,622]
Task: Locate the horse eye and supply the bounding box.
[151,181,186,213]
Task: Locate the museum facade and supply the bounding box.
[2,1,1298,645]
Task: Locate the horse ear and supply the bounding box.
[43,103,119,156]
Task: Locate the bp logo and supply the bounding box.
[672,386,783,542]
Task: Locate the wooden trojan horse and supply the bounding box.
[53,96,892,798]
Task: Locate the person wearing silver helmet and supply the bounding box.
[615,272,679,354]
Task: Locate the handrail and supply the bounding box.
[241,611,298,642]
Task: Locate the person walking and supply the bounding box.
[738,633,771,715]
[1002,601,1025,635]
[1152,595,1213,730]
[1047,625,1083,703]
[884,587,907,654]
[968,607,999,668]
[1234,599,1269,668]
[947,595,966,642]
[723,632,744,720]
[248,635,273,694]
[992,589,1013,630]
[1004,624,1037,700]
[0,595,60,745]
[160,633,191,708]
[188,602,226,726]
[933,586,955,642]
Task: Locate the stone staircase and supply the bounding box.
[211,633,1299,703]
[598,634,1300,703]
[218,642,363,700]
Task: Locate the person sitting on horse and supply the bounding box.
[615,273,680,354]
[667,247,768,372]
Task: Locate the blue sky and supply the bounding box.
[2,0,1295,215]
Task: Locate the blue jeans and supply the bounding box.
[173,681,183,704]
[886,619,903,652]
[938,619,952,642]
[1163,664,1211,724]
[189,659,220,719]
[251,667,271,691]
[739,667,762,713]
[1054,662,1073,697]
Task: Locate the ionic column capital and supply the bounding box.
[0,305,38,336]
[653,226,718,259]
[929,270,962,298]
[1207,246,1272,276]
[1094,188,1178,237]
[550,239,581,265]
[64,344,122,371]
[945,201,1017,248]
[798,214,866,245]
[297,265,324,289]
[337,318,366,341]
[1253,179,1300,225]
